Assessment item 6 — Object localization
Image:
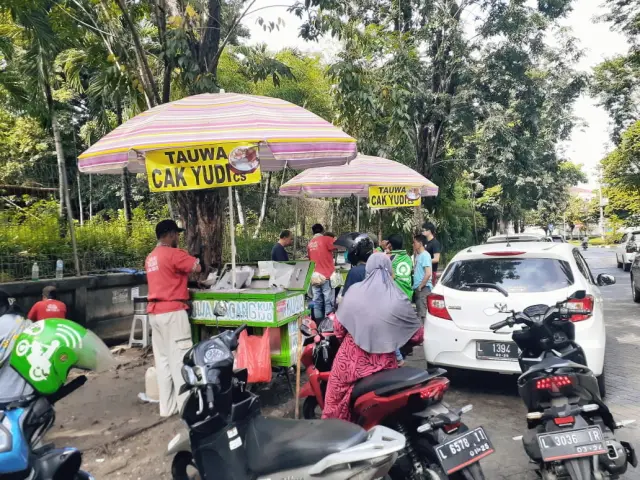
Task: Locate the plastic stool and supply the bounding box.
[129,313,150,348]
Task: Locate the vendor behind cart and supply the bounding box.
[145,220,201,417]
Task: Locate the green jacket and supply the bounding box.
[389,250,413,299]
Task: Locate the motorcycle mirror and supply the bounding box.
[569,290,586,300]
[596,273,616,287]
[213,301,229,317]
[181,365,198,386]
[484,307,500,316]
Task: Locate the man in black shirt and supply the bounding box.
[271,230,293,261]
[422,222,442,282]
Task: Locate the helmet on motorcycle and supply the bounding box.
[347,234,375,266]
[10,319,115,395]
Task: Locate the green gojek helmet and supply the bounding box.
[10,319,115,395]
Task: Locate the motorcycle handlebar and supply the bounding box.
[233,324,247,337]
[490,319,510,331]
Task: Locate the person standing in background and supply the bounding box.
[271,230,293,261]
[307,223,336,320]
[422,222,442,285]
[27,286,67,321]
[146,220,201,417]
[412,234,433,322]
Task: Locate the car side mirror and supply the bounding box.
[569,290,587,300]
[597,274,616,287]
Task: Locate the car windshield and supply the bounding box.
[441,257,575,293]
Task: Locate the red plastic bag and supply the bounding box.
[235,329,272,383]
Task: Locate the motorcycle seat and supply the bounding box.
[245,415,368,475]
[351,367,444,402]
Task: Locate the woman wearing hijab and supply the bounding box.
[322,253,423,421]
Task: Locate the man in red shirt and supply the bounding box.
[146,219,201,417]
[307,224,336,320]
[27,286,67,321]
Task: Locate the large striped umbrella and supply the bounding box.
[279,155,438,230]
[279,154,439,197]
[77,93,357,173]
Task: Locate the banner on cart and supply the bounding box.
[145,142,262,192]
[276,295,305,322]
[368,186,421,209]
[191,299,274,323]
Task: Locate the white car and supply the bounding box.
[424,242,615,396]
[615,229,640,272]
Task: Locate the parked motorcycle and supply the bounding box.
[299,318,492,480]
[0,319,114,479]
[488,290,637,480]
[167,302,407,480]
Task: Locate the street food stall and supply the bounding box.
[77,93,357,379]
[279,154,440,279]
[189,260,314,367]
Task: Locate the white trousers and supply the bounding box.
[149,310,193,417]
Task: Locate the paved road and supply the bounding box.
[407,248,640,479]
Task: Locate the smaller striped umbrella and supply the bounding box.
[279,155,438,230]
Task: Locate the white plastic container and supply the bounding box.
[145,366,160,402]
[31,262,39,281]
[55,259,64,279]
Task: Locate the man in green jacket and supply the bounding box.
[386,234,413,299]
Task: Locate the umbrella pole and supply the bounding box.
[293,198,299,260]
[356,196,360,231]
[228,186,237,288]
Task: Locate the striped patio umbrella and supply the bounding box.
[279,155,438,231]
[77,93,357,173]
[279,154,439,198]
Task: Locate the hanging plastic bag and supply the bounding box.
[235,329,272,383]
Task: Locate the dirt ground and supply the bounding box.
[47,346,297,479]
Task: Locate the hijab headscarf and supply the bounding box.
[337,252,421,353]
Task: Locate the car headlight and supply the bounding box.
[0,415,13,453]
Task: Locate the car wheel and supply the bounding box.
[632,275,640,303]
[624,262,631,272]
[597,370,606,399]
[617,259,623,269]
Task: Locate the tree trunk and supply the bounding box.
[234,188,245,227]
[77,171,84,226]
[122,169,133,233]
[177,189,224,274]
[253,173,271,238]
[45,81,81,276]
[116,0,160,106]
[115,100,132,232]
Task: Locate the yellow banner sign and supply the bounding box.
[368,186,421,209]
[145,142,261,192]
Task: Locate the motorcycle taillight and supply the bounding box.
[535,375,574,390]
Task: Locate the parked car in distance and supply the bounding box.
[424,242,616,397]
[551,234,567,243]
[615,229,640,272]
[486,233,551,243]
[632,254,640,303]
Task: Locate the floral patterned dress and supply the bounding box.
[322,317,424,422]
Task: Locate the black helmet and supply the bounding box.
[347,234,375,266]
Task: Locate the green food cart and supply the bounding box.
[189,260,314,367]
